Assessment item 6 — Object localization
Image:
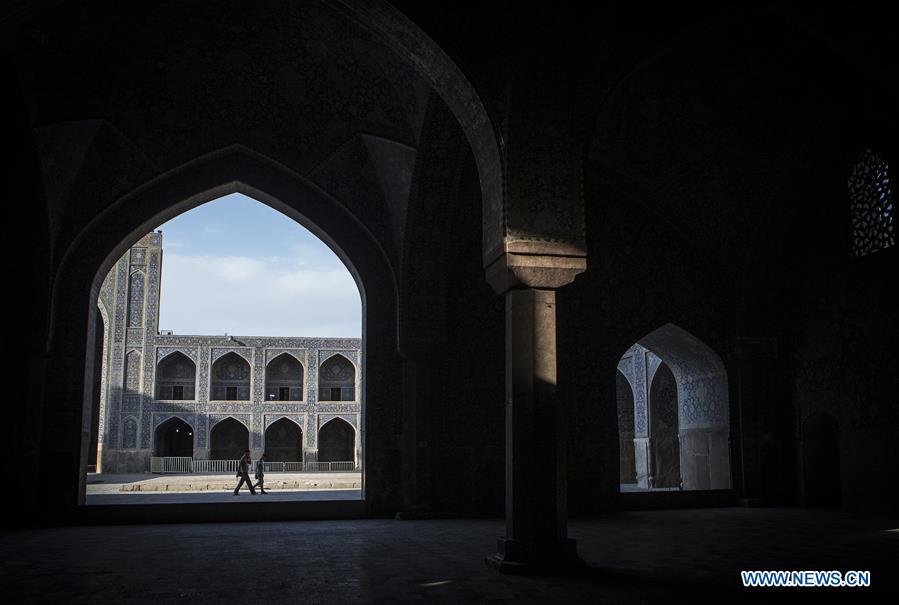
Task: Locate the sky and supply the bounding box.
[153,193,361,337]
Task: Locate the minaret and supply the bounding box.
[96,232,163,472]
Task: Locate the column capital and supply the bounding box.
[485,246,586,294]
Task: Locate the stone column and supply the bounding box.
[631,350,652,488]
[485,251,585,573]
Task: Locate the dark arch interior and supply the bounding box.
[265,418,303,463]
[155,418,194,458]
[318,419,355,463]
[210,418,249,461]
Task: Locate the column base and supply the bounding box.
[485,537,584,575]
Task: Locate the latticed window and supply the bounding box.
[849,149,894,257]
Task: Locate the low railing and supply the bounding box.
[263,461,305,473]
[191,459,241,474]
[149,457,356,474]
[305,461,355,472]
[150,456,192,474]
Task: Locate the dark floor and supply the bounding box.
[2,508,896,603]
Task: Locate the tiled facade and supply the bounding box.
[96,233,362,473]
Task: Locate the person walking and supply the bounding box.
[233,449,256,495]
[254,452,269,494]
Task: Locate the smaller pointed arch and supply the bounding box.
[318,354,356,401]
[318,417,355,463]
[209,417,250,460]
[155,351,197,400]
[265,353,304,401]
[264,417,304,463]
[211,351,251,401]
[154,417,194,458]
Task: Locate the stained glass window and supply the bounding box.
[849,149,894,256]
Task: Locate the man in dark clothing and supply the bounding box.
[233,449,256,495]
[254,452,269,494]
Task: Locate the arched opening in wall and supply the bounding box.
[155,417,194,458]
[264,418,303,463]
[156,352,196,401]
[210,418,249,461]
[616,324,731,492]
[318,418,356,466]
[265,354,303,401]
[211,352,251,402]
[802,413,841,508]
[318,355,356,401]
[85,190,364,504]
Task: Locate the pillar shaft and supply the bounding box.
[487,288,580,572]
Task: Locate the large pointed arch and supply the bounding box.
[329,0,503,262]
[59,145,395,509]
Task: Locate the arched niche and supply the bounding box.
[155,352,197,400]
[154,417,194,458]
[209,417,249,461]
[264,418,303,462]
[265,354,304,402]
[318,354,356,401]
[318,418,355,463]
[211,352,251,401]
[616,324,731,491]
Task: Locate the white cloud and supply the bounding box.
[158,253,361,337]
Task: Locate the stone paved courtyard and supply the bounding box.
[2,508,896,603]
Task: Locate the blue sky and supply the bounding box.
[154,193,361,337]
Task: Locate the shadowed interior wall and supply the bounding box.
[801,413,841,508]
